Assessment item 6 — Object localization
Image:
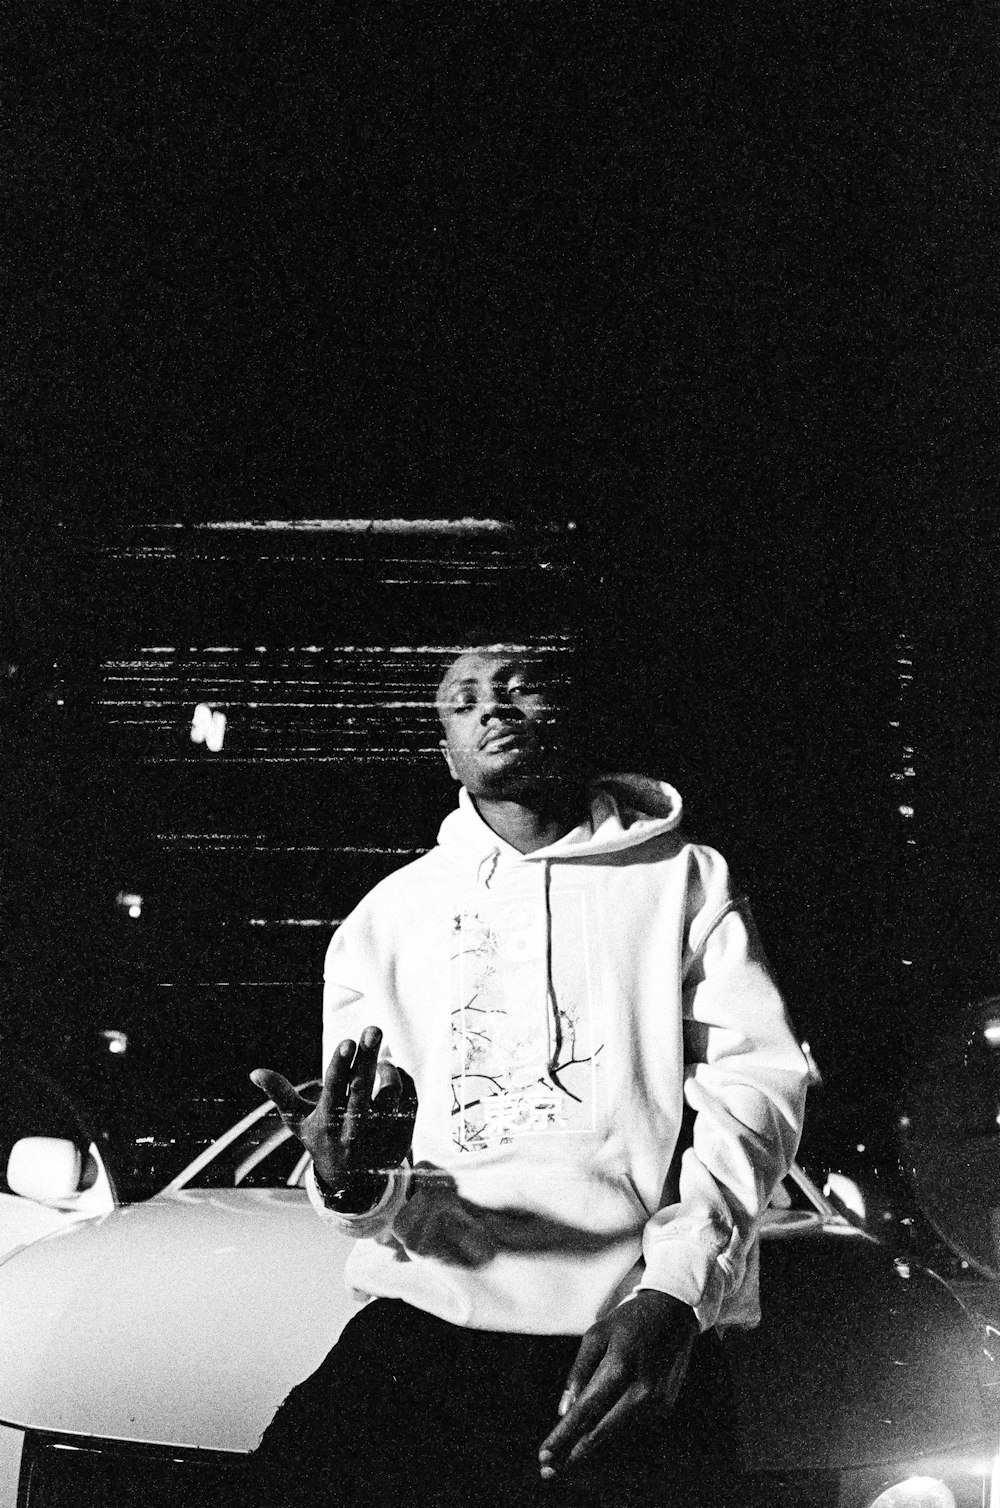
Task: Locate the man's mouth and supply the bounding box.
[480,727,527,752]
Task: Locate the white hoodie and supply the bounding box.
[307,776,808,1335]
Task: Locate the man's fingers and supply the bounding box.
[563,1384,648,1469]
[322,1038,357,1106]
[554,1328,607,1422]
[394,1066,418,1124]
[249,1068,309,1125]
[539,1354,627,1469]
[344,1025,382,1114]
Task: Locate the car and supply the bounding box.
[0,1065,116,1265]
[0,1085,997,1508]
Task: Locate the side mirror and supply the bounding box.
[7,1137,84,1203]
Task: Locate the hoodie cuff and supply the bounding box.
[630,1269,725,1334]
[631,1222,762,1333]
[305,1159,412,1237]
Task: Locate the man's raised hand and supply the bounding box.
[250,1026,417,1212]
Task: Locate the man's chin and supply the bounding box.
[472,761,558,802]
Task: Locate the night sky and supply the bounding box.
[4,3,999,1183]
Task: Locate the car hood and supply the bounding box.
[0,1188,363,1454]
[0,1191,989,1469]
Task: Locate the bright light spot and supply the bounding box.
[191,703,227,752]
[56,699,64,706]
[901,958,913,966]
[985,1020,1000,1045]
[856,1143,866,1153]
[128,904,141,919]
[868,1476,956,1508]
[899,1114,912,1129]
[898,805,915,817]
[894,1260,911,1278]
[825,1172,866,1220]
[100,1029,128,1055]
[889,720,900,727]
[190,517,513,535]
[800,1041,823,1084]
[116,891,142,917]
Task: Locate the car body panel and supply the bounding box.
[726,1226,989,1471]
[0,1179,990,1474]
[0,1426,22,1508]
[0,1188,363,1454]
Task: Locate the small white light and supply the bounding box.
[128,904,141,919]
[100,1029,128,1055]
[898,805,915,817]
[191,703,227,752]
[984,1020,1000,1045]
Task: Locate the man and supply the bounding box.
[251,644,809,1506]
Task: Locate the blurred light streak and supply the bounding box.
[190,703,226,751]
[170,517,518,534]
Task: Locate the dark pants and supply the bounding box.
[252,1299,742,1508]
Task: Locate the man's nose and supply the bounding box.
[480,694,522,724]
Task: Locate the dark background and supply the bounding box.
[3,3,998,1191]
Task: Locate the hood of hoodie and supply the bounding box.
[435,773,683,869]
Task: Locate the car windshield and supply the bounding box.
[167,1083,320,1191]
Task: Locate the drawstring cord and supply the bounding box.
[544,861,580,1100]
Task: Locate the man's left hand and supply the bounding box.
[538,1290,699,1479]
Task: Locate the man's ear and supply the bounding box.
[439,738,459,782]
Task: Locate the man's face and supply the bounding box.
[436,649,562,799]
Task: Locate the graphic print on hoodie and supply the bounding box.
[450,876,603,1152]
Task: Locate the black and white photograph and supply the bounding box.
[2,6,999,1506]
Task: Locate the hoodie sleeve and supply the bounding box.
[636,851,809,1331]
[305,910,413,1235]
